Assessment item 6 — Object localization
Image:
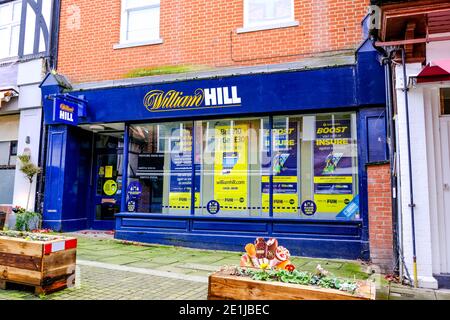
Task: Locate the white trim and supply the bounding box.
[113,38,163,49]
[0,0,21,59]
[243,0,295,29]
[119,0,160,45]
[237,20,299,34]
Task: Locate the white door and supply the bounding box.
[439,117,450,273]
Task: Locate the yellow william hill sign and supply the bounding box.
[143,86,242,112]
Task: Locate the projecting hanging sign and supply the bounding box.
[52,95,87,126]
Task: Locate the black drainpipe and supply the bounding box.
[400,47,418,287]
[372,37,414,285]
[382,51,400,274]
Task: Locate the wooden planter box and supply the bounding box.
[208,271,376,300]
[0,233,77,295]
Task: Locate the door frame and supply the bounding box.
[88,134,124,230]
[438,115,450,273]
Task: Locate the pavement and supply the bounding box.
[0,230,449,300]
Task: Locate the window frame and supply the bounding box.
[124,111,361,221]
[0,0,22,59]
[118,0,161,47]
[243,0,296,29]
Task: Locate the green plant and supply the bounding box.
[15,211,42,231]
[17,154,41,210]
[124,64,210,78]
[235,267,359,293]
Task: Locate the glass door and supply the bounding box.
[90,133,123,230]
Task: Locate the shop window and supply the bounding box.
[265,113,359,220]
[300,113,359,220]
[0,0,21,59]
[195,117,270,217]
[120,0,160,44]
[441,88,450,115]
[0,140,17,167]
[127,122,194,215]
[9,140,17,165]
[126,112,360,220]
[244,0,294,28]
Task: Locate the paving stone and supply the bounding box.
[435,290,450,300]
[125,260,160,269]
[154,265,196,275]
[97,255,143,265]
[148,256,180,264]
[179,263,222,272]
[389,285,437,300]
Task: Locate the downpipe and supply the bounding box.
[400,48,418,288]
[372,38,414,286]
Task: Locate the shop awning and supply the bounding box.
[416,60,450,84]
[0,89,18,109]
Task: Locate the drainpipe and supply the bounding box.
[382,51,400,272]
[400,48,418,288]
[372,38,414,285]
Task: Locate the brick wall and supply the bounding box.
[58,0,369,83]
[367,163,394,273]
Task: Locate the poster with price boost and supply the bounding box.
[213,124,248,211]
[261,121,298,213]
[313,118,355,214]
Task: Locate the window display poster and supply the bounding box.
[261,122,298,213]
[213,124,248,211]
[313,119,355,214]
[105,165,113,178]
[169,127,200,209]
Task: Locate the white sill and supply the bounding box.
[236,21,299,34]
[113,39,163,49]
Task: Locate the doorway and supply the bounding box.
[89,129,124,230]
[438,88,450,274]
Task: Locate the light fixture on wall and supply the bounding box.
[89,124,105,132]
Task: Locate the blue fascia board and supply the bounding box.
[42,61,385,126]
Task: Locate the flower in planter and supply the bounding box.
[259,263,269,270]
[285,264,296,272]
[315,264,329,277]
[12,206,26,214]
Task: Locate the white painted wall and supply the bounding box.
[395,63,438,289]
[23,0,53,56]
[427,33,450,62]
[12,59,44,211]
[0,114,19,141]
[12,107,42,210]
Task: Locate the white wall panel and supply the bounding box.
[23,1,36,56]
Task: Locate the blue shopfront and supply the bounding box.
[40,45,387,260]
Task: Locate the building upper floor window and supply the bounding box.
[441,88,450,115]
[0,140,18,167]
[0,0,21,59]
[244,0,294,28]
[119,0,160,46]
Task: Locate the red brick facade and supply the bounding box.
[367,163,394,272]
[58,0,369,83]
